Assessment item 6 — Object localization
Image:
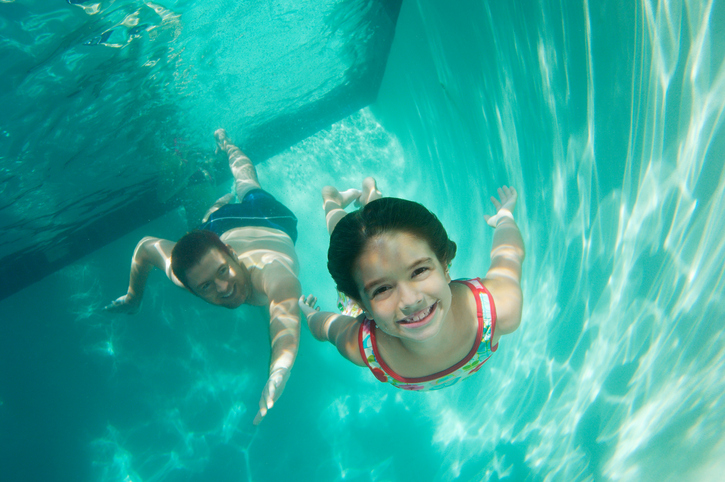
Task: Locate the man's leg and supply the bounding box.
[215,129,261,201]
[322,186,361,235]
[201,193,235,223]
[357,177,382,207]
[321,177,382,235]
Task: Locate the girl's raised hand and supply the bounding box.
[484,186,517,228]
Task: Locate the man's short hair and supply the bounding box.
[171,230,232,289]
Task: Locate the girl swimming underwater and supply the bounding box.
[299,178,525,391]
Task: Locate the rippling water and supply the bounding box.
[1,0,724,481]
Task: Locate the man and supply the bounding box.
[106,129,301,425]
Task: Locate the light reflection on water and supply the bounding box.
[7,0,724,481]
[409,0,725,480]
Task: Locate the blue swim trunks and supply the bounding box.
[198,189,298,244]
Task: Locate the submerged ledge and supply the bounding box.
[0,0,402,301]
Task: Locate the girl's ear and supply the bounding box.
[356,297,373,320]
[444,263,452,283]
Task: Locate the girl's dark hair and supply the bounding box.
[171,230,232,289]
[328,197,457,301]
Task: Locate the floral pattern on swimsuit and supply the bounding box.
[337,291,364,318]
[346,278,497,391]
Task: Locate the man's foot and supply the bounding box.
[356,177,382,207]
[215,128,230,153]
[322,186,361,209]
[339,188,362,208]
[201,192,235,223]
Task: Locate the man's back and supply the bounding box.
[223,226,299,276]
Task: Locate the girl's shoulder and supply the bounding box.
[455,276,508,308]
[451,277,487,303]
[450,279,483,329]
[478,276,523,340]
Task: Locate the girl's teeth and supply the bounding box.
[403,304,433,323]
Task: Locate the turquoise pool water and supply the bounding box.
[1,1,724,481]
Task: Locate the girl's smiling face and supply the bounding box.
[353,231,452,343]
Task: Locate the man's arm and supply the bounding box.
[105,236,182,314]
[253,266,302,425]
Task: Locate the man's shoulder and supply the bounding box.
[252,258,301,301]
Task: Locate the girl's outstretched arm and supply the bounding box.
[484,186,525,283]
[299,295,365,366]
[483,186,526,340]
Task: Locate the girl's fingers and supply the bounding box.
[300,295,317,308]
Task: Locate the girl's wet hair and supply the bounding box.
[328,197,457,301]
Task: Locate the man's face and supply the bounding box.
[184,247,251,308]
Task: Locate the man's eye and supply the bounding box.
[201,282,212,291]
[219,265,229,275]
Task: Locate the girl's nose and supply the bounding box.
[398,282,423,309]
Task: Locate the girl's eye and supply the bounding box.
[412,267,429,277]
[201,282,212,292]
[372,286,390,298]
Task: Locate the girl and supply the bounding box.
[299,178,525,390]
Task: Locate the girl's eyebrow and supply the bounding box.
[363,278,385,295]
[362,257,432,294]
[408,257,432,269]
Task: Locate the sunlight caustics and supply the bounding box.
[1,0,724,481]
[367,0,725,480]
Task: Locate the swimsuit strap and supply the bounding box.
[453,278,498,352]
[358,317,389,382]
[357,278,498,389]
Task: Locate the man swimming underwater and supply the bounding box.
[106,129,301,425]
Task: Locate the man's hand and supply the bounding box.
[103,293,141,315]
[253,366,290,425]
